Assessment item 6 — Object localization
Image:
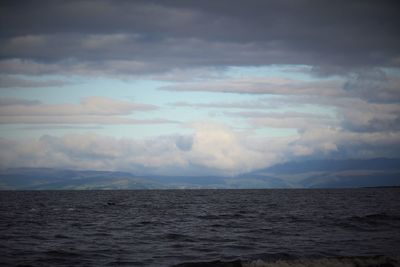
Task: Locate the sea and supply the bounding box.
[1,188,400,267]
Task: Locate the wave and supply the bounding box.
[333,212,400,231]
[244,256,399,267]
[350,212,400,223]
[175,256,399,267]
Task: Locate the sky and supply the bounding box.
[0,0,399,176]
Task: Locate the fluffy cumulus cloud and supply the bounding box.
[187,123,276,174]
[289,127,400,159]
[1,121,399,175]
[0,123,284,175]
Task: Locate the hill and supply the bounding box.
[1,158,399,189]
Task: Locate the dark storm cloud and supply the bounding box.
[0,0,399,72]
[0,75,71,88]
[343,68,400,103]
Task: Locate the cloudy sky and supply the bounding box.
[0,0,399,175]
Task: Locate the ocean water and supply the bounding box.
[0,189,399,267]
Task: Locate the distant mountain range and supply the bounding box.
[1,158,399,190]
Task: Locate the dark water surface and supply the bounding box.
[1,189,400,266]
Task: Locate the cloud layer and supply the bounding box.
[0,97,175,124]
[1,0,399,77]
[0,123,279,175]
[0,1,399,175]
[1,122,399,175]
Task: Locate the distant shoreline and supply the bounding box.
[2,186,400,191]
[363,185,400,189]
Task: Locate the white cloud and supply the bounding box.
[289,127,400,159]
[224,111,337,130]
[0,123,288,175]
[0,116,175,125]
[0,96,155,115]
[187,122,278,174]
[0,97,176,125]
[1,121,399,175]
[160,76,345,97]
[170,99,280,109]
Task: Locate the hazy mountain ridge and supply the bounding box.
[1,158,399,190]
[0,168,161,190]
[262,158,400,174]
[248,158,400,188]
